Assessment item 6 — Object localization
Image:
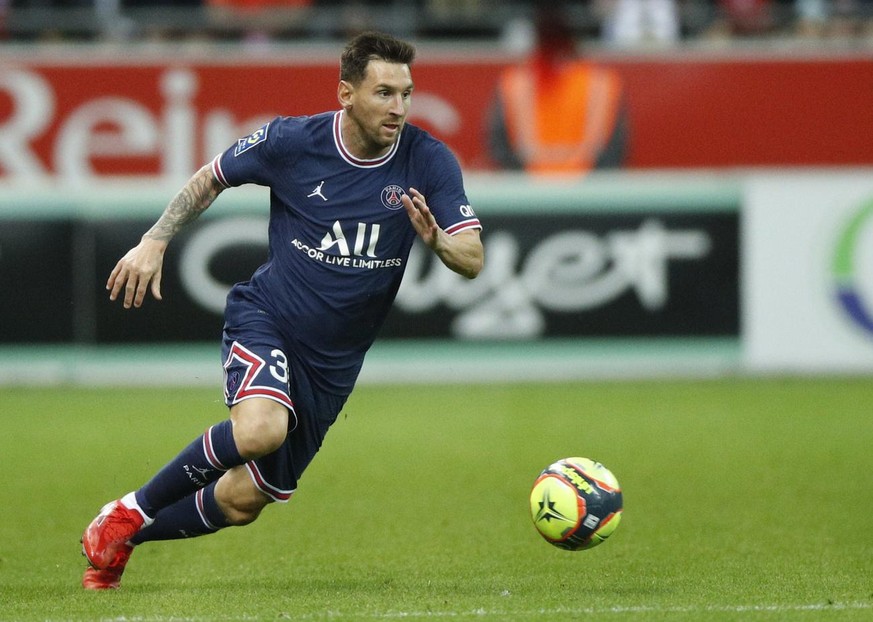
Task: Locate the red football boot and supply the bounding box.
[82,499,145,570]
[82,543,134,590]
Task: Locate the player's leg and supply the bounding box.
[81,397,289,589]
[124,398,287,542]
[128,393,288,518]
[81,418,249,570]
[82,295,295,567]
[82,464,272,590]
[125,387,295,546]
[81,296,295,588]
[82,397,291,562]
[130,456,274,542]
[227,395,291,462]
[213,461,273,525]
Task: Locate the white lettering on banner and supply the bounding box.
[0,68,276,183]
[0,69,54,176]
[162,70,197,184]
[55,98,159,181]
[0,67,460,183]
[396,219,712,339]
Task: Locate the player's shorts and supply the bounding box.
[221,291,348,503]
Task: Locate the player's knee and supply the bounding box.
[222,501,265,526]
[230,400,289,459]
[215,470,271,526]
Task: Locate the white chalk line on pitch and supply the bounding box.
[93,601,873,621]
[338,602,870,618]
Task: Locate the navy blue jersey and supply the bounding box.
[212,111,481,394]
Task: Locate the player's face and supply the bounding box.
[339,60,414,159]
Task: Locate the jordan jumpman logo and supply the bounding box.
[308,181,328,201]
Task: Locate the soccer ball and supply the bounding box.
[529,457,623,551]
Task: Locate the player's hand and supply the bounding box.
[402,187,441,249]
[401,186,483,279]
[106,237,168,309]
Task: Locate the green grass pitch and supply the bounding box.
[1,377,872,620]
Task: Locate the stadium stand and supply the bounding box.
[4,1,873,45]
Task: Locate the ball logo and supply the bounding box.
[833,199,873,337]
[380,185,406,210]
[559,464,594,494]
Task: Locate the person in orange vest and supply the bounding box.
[488,1,629,175]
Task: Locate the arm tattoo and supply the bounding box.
[144,165,223,242]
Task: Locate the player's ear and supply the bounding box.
[337,80,353,110]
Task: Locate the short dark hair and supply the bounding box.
[340,31,416,85]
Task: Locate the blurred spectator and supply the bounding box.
[207,0,311,41]
[8,0,873,44]
[122,0,201,6]
[426,0,488,20]
[821,0,873,40]
[10,0,96,41]
[0,0,8,39]
[421,0,497,38]
[599,0,681,46]
[488,1,629,175]
[321,0,386,39]
[794,0,829,37]
[702,0,777,39]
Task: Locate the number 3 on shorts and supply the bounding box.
[269,349,289,384]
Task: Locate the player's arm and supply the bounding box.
[107,163,225,309]
[402,187,483,279]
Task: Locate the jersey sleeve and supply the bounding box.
[422,140,482,236]
[211,117,284,189]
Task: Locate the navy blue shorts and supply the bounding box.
[221,294,347,503]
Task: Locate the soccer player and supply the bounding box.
[81,31,483,590]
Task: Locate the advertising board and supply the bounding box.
[1,51,871,185]
[0,220,75,342]
[744,173,873,372]
[0,176,740,348]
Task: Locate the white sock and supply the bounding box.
[120,491,155,527]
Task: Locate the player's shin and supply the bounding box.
[134,419,244,519]
[131,483,230,543]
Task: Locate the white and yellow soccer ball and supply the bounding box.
[529,457,623,551]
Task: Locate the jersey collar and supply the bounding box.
[333,110,401,168]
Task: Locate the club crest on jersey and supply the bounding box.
[234,122,270,156]
[380,185,406,210]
